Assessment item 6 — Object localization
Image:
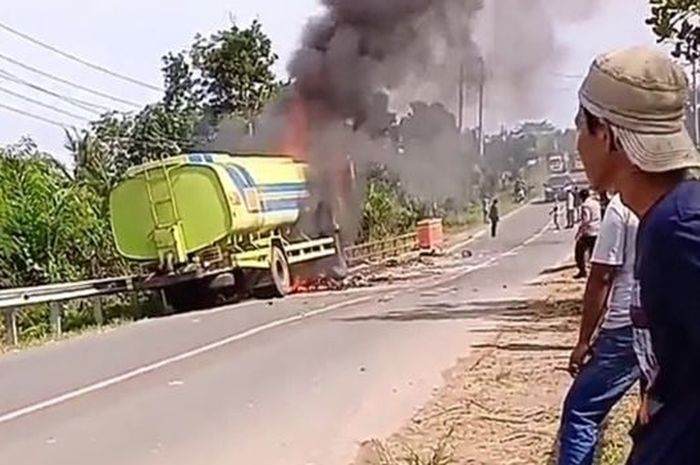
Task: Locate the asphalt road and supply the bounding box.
[0,202,575,465]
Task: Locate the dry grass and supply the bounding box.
[598,395,637,465]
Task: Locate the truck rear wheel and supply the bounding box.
[163,278,217,312]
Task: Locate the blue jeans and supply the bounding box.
[557,326,640,465]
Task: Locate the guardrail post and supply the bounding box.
[4,310,18,346]
[49,302,62,338]
[92,297,104,327]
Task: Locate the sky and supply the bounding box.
[0,0,657,164]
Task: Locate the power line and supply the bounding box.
[0,102,71,129]
[0,85,91,121]
[0,20,162,92]
[0,52,141,108]
[0,68,109,115]
[551,72,585,79]
[0,101,198,149]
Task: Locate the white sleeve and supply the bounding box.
[591,204,626,266]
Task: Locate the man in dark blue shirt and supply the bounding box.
[575,46,700,464]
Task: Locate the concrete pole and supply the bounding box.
[4,310,18,346]
[477,58,486,159]
[458,63,465,134]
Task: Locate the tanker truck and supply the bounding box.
[109,152,347,311]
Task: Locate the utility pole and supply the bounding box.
[477,58,486,158]
[458,63,465,134]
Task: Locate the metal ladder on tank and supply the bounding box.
[143,164,185,269]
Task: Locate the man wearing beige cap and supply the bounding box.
[576,46,700,464]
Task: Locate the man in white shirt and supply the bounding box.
[557,193,641,465]
[574,189,601,279]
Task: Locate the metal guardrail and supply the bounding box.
[0,234,421,346]
[0,277,134,308]
[0,277,136,346]
[344,233,419,267]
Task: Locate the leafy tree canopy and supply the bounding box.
[647,0,700,61]
[162,19,282,122]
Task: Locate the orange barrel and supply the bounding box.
[416,218,444,251]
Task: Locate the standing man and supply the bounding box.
[574,189,601,279]
[566,186,576,228]
[489,198,500,238]
[576,46,700,464]
[557,193,640,465]
[550,201,562,231]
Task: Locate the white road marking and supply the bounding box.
[429,223,550,289]
[0,295,372,425]
[0,218,551,425]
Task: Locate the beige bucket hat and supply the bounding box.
[579,46,700,173]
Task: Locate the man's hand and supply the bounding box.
[568,342,591,377]
[638,393,651,426]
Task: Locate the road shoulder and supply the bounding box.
[352,265,635,465]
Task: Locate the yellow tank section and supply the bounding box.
[109,152,311,264]
[212,153,309,233]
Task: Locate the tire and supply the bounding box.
[252,245,291,299]
[163,278,217,313]
[270,245,291,297]
[326,235,349,280]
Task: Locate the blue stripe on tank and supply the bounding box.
[224,167,249,192]
[231,164,256,188]
[257,182,308,193]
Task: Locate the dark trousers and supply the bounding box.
[491,220,498,238]
[566,210,575,229]
[558,327,640,465]
[575,235,597,276]
[627,397,700,465]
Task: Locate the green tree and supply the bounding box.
[163,19,281,126]
[68,20,281,183]
[647,0,700,61]
[0,141,113,286]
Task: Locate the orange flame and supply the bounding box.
[280,93,310,162]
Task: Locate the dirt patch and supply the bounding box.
[352,268,589,465]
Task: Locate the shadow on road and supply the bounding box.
[540,263,577,276]
[472,342,572,352]
[337,297,582,324]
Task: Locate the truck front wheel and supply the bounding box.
[270,245,291,297]
[252,245,291,299]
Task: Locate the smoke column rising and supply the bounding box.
[208,0,609,239]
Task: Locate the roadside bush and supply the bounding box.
[360,170,420,242]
